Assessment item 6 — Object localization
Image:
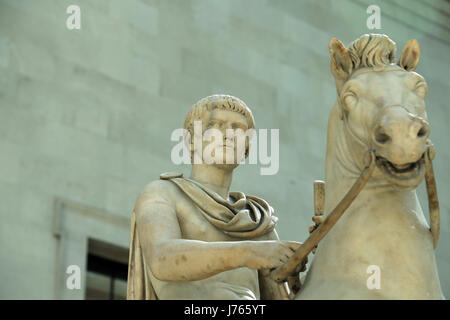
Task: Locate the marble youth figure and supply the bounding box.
[127,94,302,300]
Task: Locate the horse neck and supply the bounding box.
[299,103,442,300]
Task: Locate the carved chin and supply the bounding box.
[375,154,426,188]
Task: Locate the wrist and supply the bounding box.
[234,241,255,269]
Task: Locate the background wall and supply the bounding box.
[0,0,449,299]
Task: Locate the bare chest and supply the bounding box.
[175,197,235,242]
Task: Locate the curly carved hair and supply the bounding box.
[184,94,255,136]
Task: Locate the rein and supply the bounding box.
[271,149,376,282]
[271,96,441,284]
[424,141,440,248]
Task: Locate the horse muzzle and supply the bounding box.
[375,153,426,188]
[371,105,430,188]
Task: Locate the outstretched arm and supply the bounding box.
[135,195,300,282]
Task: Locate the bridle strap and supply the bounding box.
[271,150,376,282]
[424,142,440,249]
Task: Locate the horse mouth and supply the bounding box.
[376,154,426,186]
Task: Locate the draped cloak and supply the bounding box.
[126,173,278,300]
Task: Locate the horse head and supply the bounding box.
[329,34,431,189]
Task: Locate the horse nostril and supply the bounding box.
[375,128,390,144]
[417,126,428,138]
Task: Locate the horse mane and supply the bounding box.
[347,34,397,73]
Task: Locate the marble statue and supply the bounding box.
[291,34,443,299]
[126,94,302,300]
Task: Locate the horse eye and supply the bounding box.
[343,93,357,109]
[415,83,428,99]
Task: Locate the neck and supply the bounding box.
[189,164,234,199]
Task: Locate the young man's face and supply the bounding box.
[194,108,251,169]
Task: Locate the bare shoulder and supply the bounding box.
[134,178,184,214]
[139,179,181,198]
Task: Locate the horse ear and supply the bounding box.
[398,39,420,71]
[329,38,352,81]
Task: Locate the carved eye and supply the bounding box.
[342,92,357,110]
[415,82,428,99]
[206,121,219,129]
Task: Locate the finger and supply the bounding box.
[312,216,324,224]
[281,251,293,262]
[285,247,293,254]
[288,242,302,252]
[280,246,295,257]
[286,247,296,256]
